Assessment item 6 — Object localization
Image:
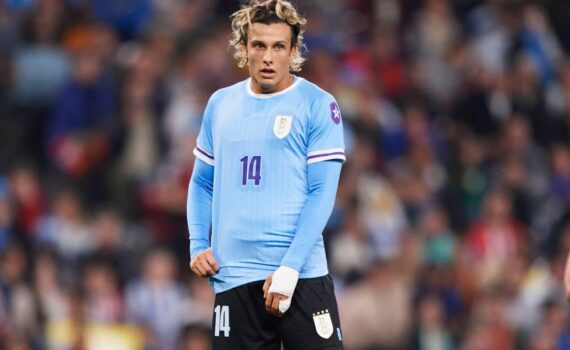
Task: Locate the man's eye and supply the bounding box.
[253,43,263,49]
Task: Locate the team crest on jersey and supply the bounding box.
[313,310,334,339]
[273,115,292,139]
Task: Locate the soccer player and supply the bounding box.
[187,1,345,349]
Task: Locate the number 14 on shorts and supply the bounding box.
[214,305,231,337]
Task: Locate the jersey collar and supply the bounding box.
[246,75,302,99]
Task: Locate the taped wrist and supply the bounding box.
[268,266,299,313]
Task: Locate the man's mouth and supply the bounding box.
[260,68,275,78]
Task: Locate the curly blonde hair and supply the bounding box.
[230,0,307,72]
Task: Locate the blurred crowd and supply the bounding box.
[0,0,570,349]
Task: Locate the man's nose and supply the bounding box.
[263,49,272,63]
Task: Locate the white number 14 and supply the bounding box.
[214,305,230,337]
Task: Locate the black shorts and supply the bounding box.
[211,275,344,350]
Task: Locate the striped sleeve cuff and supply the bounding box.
[307,148,346,164]
[193,146,215,166]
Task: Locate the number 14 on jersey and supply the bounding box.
[240,155,262,186]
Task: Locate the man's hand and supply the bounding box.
[263,274,288,317]
[190,248,219,277]
[262,266,299,317]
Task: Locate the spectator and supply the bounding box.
[8,165,45,238]
[126,248,185,350]
[339,259,412,349]
[463,189,527,292]
[82,261,124,323]
[0,244,39,345]
[410,294,454,350]
[46,50,118,204]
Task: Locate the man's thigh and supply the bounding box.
[278,275,344,350]
[211,281,281,350]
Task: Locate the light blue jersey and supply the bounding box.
[191,77,345,293]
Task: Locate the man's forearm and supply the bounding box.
[187,158,214,259]
[280,160,342,271]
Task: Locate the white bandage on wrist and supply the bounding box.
[268,265,299,314]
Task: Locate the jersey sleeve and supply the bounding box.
[193,96,216,166]
[306,96,346,164]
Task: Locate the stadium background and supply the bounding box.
[0,0,570,349]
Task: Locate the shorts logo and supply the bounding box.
[274,115,292,139]
[312,310,334,339]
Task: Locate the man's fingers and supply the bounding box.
[262,275,272,299]
[191,261,207,277]
[189,249,219,278]
[206,254,219,272]
[265,291,274,310]
[265,293,287,317]
[199,259,216,275]
[271,294,282,316]
[272,294,287,317]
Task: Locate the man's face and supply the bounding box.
[246,22,296,94]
